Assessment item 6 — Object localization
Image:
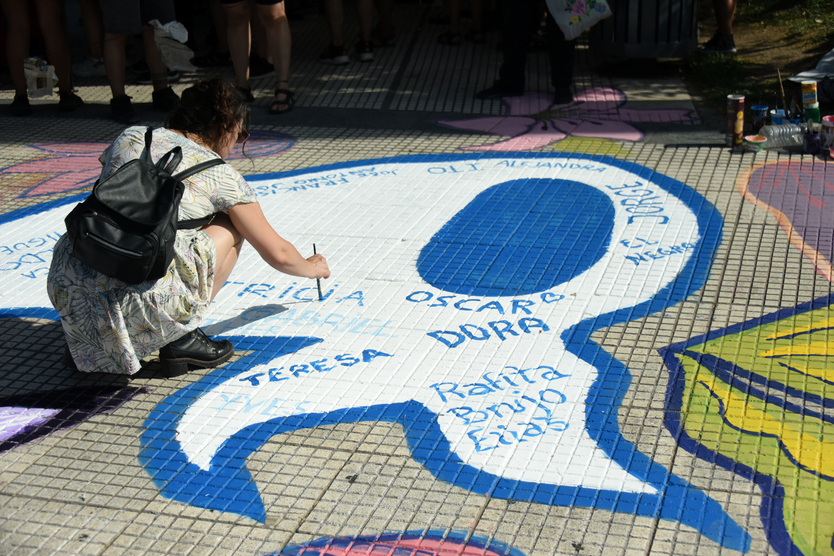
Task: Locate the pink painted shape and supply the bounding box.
[744,161,834,280]
[0,407,60,442]
[310,538,511,556]
[31,143,108,155]
[23,170,100,197]
[551,119,645,142]
[503,92,556,116]
[461,127,567,151]
[437,116,537,137]
[1,154,100,174]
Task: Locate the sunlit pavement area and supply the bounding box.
[1,2,833,555]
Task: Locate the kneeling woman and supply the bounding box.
[47,78,330,376]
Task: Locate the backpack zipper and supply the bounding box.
[82,231,143,258]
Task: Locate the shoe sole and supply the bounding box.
[160,349,234,377]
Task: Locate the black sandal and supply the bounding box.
[269,88,295,115]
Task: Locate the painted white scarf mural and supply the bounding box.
[0,153,750,552]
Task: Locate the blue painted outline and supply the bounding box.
[0,152,749,552]
[661,292,834,556]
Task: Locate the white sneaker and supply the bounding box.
[73,55,106,77]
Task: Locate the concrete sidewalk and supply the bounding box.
[1,2,832,556]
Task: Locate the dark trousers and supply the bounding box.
[497,0,575,92]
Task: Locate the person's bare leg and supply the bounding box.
[257,2,290,81]
[223,0,252,88]
[258,2,292,111]
[210,0,229,55]
[142,24,169,92]
[714,0,737,36]
[0,0,30,96]
[204,214,243,302]
[373,0,394,38]
[103,32,127,97]
[357,0,373,42]
[35,0,73,93]
[250,0,269,61]
[324,0,344,47]
[78,0,104,59]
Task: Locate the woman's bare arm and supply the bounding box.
[228,201,330,279]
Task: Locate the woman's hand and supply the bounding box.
[309,253,330,279]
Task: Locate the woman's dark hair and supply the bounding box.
[165,77,250,152]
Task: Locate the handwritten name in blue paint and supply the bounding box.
[605,181,671,224]
[406,291,564,314]
[624,242,696,266]
[247,309,396,337]
[494,160,607,172]
[426,163,483,174]
[252,167,398,195]
[239,349,392,386]
[0,232,63,278]
[230,281,364,305]
[428,318,549,348]
[215,395,312,416]
[431,366,571,451]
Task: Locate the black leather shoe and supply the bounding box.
[159,328,234,377]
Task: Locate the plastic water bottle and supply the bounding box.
[760,124,804,149]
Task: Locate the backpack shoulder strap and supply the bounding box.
[172,157,226,181]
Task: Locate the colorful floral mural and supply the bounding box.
[436,87,695,151]
[0,130,296,199]
[661,295,834,556]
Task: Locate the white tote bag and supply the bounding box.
[546,0,613,41]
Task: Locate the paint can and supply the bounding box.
[750,105,768,133]
[726,94,745,148]
[801,81,818,106]
[770,109,786,125]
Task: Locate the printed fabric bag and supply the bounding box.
[546,0,613,41]
[64,128,224,284]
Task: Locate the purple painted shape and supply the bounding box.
[0,386,145,452]
[0,407,60,442]
[742,161,834,281]
[436,86,693,151]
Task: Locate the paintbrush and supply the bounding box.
[777,69,788,116]
[314,244,322,301]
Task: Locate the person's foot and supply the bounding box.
[474,82,524,100]
[249,53,273,77]
[158,328,235,377]
[236,85,255,103]
[110,94,139,124]
[698,33,737,55]
[355,40,374,62]
[269,87,295,115]
[319,44,350,65]
[73,55,106,77]
[152,86,180,112]
[10,94,31,117]
[58,90,85,112]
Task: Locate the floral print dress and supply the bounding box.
[47,126,257,375]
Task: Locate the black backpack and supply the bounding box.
[65,128,225,284]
